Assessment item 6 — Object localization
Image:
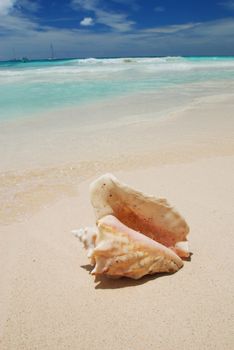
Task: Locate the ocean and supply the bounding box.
[1,56,234,121]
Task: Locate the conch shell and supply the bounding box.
[74,174,190,280]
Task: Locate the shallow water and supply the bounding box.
[1,56,234,121]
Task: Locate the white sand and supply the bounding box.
[0,91,234,349]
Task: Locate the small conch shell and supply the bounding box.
[74,174,190,280]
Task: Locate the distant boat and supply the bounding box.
[21,57,29,63]
[49,43,55,60]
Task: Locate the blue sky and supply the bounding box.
[0,0,234,59]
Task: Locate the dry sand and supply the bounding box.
[0,93,234,349]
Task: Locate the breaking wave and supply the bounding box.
[1,56,234,82]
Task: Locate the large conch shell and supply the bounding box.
[74,174,190,280]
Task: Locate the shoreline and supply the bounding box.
[0,91,234,225]
[1,83,234,172]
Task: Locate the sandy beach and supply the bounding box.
[0,91,234,349]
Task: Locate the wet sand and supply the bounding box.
[0,92,234,349]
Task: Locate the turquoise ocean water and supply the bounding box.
[0,56,234,121]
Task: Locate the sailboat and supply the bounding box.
[49,43,55,60]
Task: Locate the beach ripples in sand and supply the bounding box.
[0,165,91,225]
[0,159,129,225]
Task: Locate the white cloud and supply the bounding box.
[17,0,41,13]
[143,23,198,34]
[72,0,135,31]
[0,0,41,37]
[72,0,97,11]
[80,17,94,26]
[0,0,40,17]
[94,9,134,31]
[219,1,234,10]
[0,0,17,15]
[0,13,38,34]
[137,18,234,56]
